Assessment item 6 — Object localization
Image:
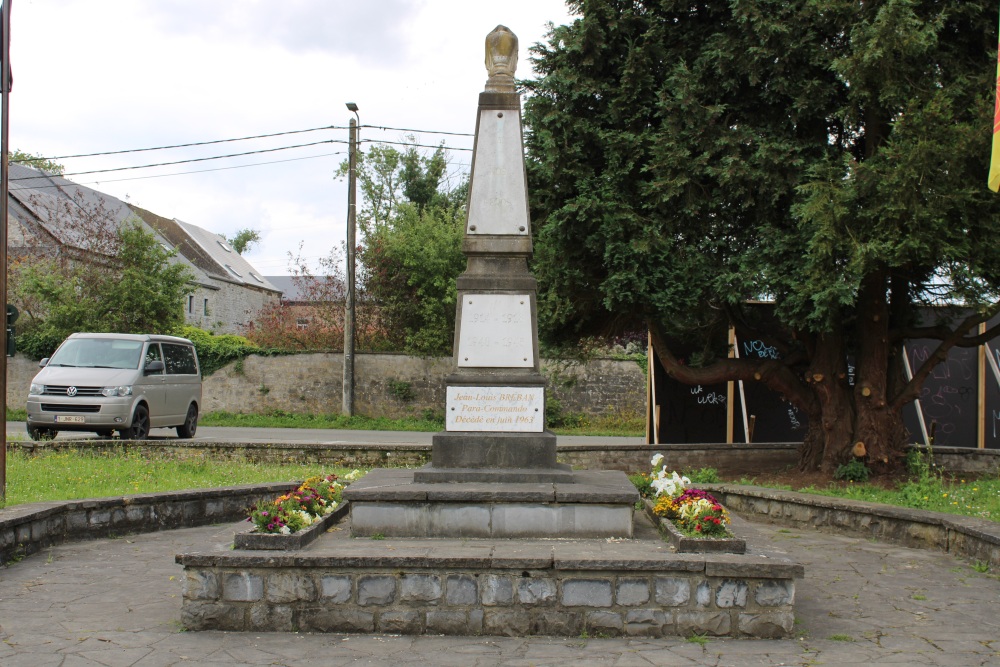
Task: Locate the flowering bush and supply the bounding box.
[654,488,732,538]
[644,455,732,538]
[247,474,344,534]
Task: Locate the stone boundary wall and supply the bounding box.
[5,353,645,421]
[177,552,801,638]
[0,482,293,566]
[707,484,1000,570]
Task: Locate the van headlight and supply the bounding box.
[29,383,44,395]
[101,386,133,397]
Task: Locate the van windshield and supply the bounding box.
[47,338,144,370]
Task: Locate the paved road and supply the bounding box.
[1,518,998,666]
[4,422,644,447]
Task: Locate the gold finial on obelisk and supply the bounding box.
[485,25,518,93]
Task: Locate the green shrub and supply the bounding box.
[685,467,721,484]
[834,459,871,483]
[15,329,66,360]
[174,325,265,376]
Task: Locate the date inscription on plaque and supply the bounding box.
[457,294,533,367]
[446,386,544,432]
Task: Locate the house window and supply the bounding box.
[217,240,233,253]
[203,299,209,316]
[224,264,242,278]
[296,318,310,330]
[248,271,265,283]
[187,295,193,314]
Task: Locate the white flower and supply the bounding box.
[279,525,291,535]
[345,469,363,481]
[651,453,664,468]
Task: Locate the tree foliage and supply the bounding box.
[9,149,64,175]
[524,0,1000,472]
[8,200,192,356]
[335,139,468,355]
[225,228,262,255]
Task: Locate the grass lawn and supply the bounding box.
[0,447,354,509]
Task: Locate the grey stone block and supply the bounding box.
[469,609,484,634]
[755,580,795,606]
[320,575,352,603]
[446,575,478,605]
[696,581,712,607]
[531,611,582,636]
[715,580,748,608]
[66,510,88,532]
[676,610,732,636]
[738,611,794,638]
[624,609,667,637]
[616,578,650,606]
[89,510,112,528]
[180,601,246,631]
[301,608,375,633]
[358,575,396,606]
[266,573,317,603]
[586,611,624,635]
[654,577,690,607]
[400,574,442,602]
[378,610,423,634]
[183,570,219,601]
[483,609,530,636]
[481,574,513,606]
[426,610,470,635]
[518,577,557,605]
[562,579,612,607]
[250,603,293,631]
[223,572,263,602]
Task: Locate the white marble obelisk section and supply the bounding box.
[465,109,530,237]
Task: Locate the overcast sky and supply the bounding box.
[7,0,577,275]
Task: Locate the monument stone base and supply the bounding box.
[344,468,640,539]
[414,430,572,483]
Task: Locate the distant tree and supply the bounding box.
[225,228,262,255]
[9,149,64,175]
[335,139,469,355]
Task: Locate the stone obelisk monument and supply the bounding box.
[413,25,570,484]
[345,27,638,538]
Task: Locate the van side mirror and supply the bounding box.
[144,360,165,374]
[38,358,49,368]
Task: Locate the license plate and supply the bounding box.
[55,415,86,423]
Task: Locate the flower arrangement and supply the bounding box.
[247,474,344,535]
[643,455,733,539]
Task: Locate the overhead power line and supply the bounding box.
[35,125,346,160]
[12,139,348,180]
[362,124,474,138]
[361,138,472,152]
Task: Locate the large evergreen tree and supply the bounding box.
[524,0,1000,471]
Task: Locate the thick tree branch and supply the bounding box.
[648,320,817,415]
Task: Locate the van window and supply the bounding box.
[162,343,198,375]
[49,338,144,370]
[145,343,164,373]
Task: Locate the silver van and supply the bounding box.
[25,333,202,441]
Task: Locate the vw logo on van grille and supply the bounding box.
[66,386,78,397]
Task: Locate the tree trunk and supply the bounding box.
[853,269,907,472]
[800,331,855,472]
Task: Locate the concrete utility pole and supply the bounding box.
[342,103,359,417]
[0,0,12,502]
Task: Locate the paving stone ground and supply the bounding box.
[1,517,999,666]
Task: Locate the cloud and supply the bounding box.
[144,0,425,65]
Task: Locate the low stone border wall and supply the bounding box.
[707,484,1000,570]
[177,547,802,638]
[0,482,294,566]
[13,440,997,476]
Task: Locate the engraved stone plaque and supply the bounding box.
[457,294,533,367]
[465,110,529,236]
[446,386,544,432]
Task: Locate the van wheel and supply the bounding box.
[124,405,150,440]
[176,404,198,438]
[27,426,57,441]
